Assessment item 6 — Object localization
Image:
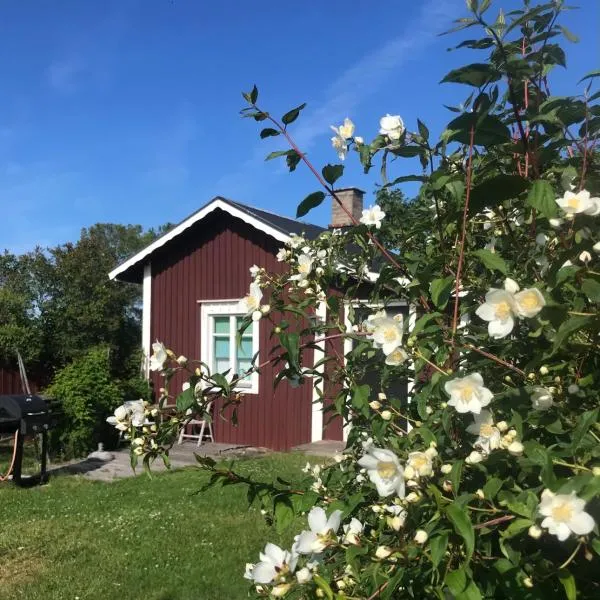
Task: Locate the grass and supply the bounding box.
[0,453,311,600]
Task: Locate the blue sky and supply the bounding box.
[1,0,598,254]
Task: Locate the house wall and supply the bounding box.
[0,367,39,395]
[149,209,316,450]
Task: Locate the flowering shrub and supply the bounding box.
[109,1,600,598]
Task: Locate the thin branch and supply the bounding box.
[474,514,515,530]
[461,343,526,378]
[452,125,475,339]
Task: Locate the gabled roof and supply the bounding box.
[109,196,326,283]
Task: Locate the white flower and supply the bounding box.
[342,518,363,545]
[331,117,355,140]
[538,489,595,541]
[354,136,364,145]
[531,386,553,411]
[359,205,386,229]
[182,381,190,392]
[475,289,516,339]
[406,452,433,479]
[296,567,312,584]
[555,189,598,215]
[414,530,428,544]
[290,253,313,284]
[249,543,298,584]
[276,248,289,262]
[249,264,261,277]
[503,278,520,294]
[357,447,405,498]
[513,288,545,318]
[379,114,405,141]
[369,312,404,356]
[294,507,343,554]
[579,250,592,264]
[251,310,262,322]
[240,282,263,315]
[549,217,564,228]
[149,341,168,371]
[594,241,600,253]
[107,400,147,430]
[385,347,409,366]
[444,373,493,415]
[465,450,485,464]
[466,410,501,453]
[331,133,347,160]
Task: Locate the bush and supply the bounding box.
[46,346,123,458]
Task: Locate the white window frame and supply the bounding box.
[199,300,260,395]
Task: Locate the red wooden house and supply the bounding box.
[109,189,375,450]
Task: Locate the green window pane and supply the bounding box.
[213,316,230,334]
[215,358,230,373]
[238,338,253,359]
[237,359,252,379]
[214,338,230,359]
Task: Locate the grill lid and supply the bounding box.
[0,395,49,422]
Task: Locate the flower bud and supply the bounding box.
[508,441,524,456]
[504,375,512,383]
[381,410,392,421]
[336,579,346,590]
[579,250,592,264]
[251,310,262,321]
[354,136,364,145]
[389,515,404,531]
[496,421,508,432]
[440,402,447,409]
[405,492,421,503]
[404,466,415,480]
[133,446,144,456]
[567,384,579,394]
[528,525,542,539]
[466,451,484,465]
[592,467,600,477]
[150,424,157,432]
[369,400,382,410]
[441,464,452,475]
[150,408,159,417]
[549,218,563,228]
[594,241,600,254]
[425,406,433,415]
[475,489,485,500]
[375,546,393,559]
[523,577,534,589]
[272,583,292,597]
[260,304,271,314]
[378,393,387,401]
[414,530,428,544]
[296,567,312,584]
[527,372,536,381]
[539,366,549,375]
[176,355,188,366]
[442,480,453,492]
[274,326,282,334]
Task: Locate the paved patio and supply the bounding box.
[48,439,346,482]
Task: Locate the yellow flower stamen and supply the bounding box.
[494,301,512,320]
[552,503,574,522]
[377,461,398,479]
[519,291,540,310]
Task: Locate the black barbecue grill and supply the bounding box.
[0,395,52,485]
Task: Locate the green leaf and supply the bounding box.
[471,249,508,275]
[552,315,592,353]
[430,277,455,309]
[560,25,579,43]
[322,164,344,185]
[266,149,291,161]
[274,498,294,534]
[483,478,502,500]
[175,387,194,412]
[501,518,533,539]
[468,174,529,215]
[281,103,306,125]
[286,150,301,172]
[446,569,482,599]
[417,119,430,141]
[412,312,443,335]
[579,69,600,84]
[446,503,475,561]
[351,384,370,416]
[558,569,577,600]
[450,459,464,495]
[279,332,300,370]
[296,191,326,218]
[441,63,501,87]
[527,180,558,219]
[582,278,600,302]
[430,533,449,568]
[445,112,510,146]
[260,127,280,138]
[313,575,334,600]
[570,408,599,452]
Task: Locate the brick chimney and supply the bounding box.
[330,187,365,228]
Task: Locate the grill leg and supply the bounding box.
[12,429,24,485]
[40,430,48,483]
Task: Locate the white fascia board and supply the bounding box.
[108,198,291,281]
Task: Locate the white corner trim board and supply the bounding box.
[109,198,291,281]
[310,300,327,442]
[142,263,152,378]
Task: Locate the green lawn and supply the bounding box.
[0,453,310,600]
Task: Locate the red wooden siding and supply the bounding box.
[149,209,313,450]
[0,368,38,395]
